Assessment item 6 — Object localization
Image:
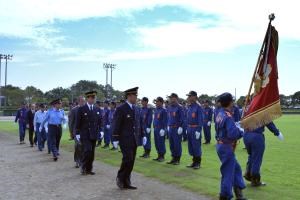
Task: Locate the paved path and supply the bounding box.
[0,132,212,200]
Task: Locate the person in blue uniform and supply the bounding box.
[214,99,221,140]
[152,97,168,162]
[186,91,203,169]
[95,101,103,147]
[139,97,153,158]
[102,100,111,149]
[232,103,241,122]
[40,99,66,161]
[112,87,146,190]
[243,123,283,187]
[34,104,48,151]
[166,93,184,165]
[108,101,118,151]
[26,104,37,147]
[215,93,247,200]
[203,100,213,144]
[182,101,188,142]
[15,103,28,144]
[75,91,102,175]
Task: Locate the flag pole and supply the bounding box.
[242,13,275,118]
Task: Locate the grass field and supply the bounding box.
[1,115,299,200]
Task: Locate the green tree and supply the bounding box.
[292,91,300,105]
[2,85,25,107]
[24,86,44,104]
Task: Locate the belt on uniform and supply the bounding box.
[168,125,178,128]
[49,124,61,127]
[217,140,235,145]
[188,125,199,128]
[154,126,161,129]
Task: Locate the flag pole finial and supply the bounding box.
[269,13,275,21]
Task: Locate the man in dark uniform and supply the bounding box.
[202,100,213,144]
[15,102,27,144]
[75,91,102,175]
[26,104,36,147]
[69,96,85,168]
[112,87,146,190]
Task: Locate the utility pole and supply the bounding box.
[4,54,13,87]
[0,54,3,109]
[103,63,117,99]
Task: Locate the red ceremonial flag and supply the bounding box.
[241,17,282,130]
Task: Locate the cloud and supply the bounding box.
[0,0,299,61]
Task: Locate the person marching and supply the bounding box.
[40,99,66,161]
[152,97,168,162]
[186,91,204,169]
[34,104,48,151]
[166,93,184,165]
[202,100,213,144]
[215,93,247,200]
[102,100,111,149]
[15,102,27,144]
[108,101,118,151]
[139,97,153,158]
[75,91,102,175]
[243,122,283,187]
[112,87,147,190]
[27,104,36,147]
[69,96,85,168]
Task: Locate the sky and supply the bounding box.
[0,0,299,101]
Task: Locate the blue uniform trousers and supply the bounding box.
[168,127,182,157]
[48,124,62,158]
[187,127,202,157]
[154,128,166,155]
[143,129,151,151]
[36,123,47,151]
[243,132,265,177]
[216,144,246,199]
[18,122,26,142]
[104,127,111,145]
[203,123,211,143]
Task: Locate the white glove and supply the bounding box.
[177,127,183,135]
[39,127,42,133]
[195,131,201,140]
[63,123,67,130]
[106,125,110,129]
[207,121,211,126]
[100,131,104,139]
[143,136,147,146]
[167,126,170,132]
[146,128,151,134]
[235,122,244,133]
[76,135,80,141]
[277,132,284,141]
[159,129,165,137]
[113,141,119,148]
[34,127,36,132]
[45,127,48,133]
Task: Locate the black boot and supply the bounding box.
[193,157,201,169]
[219,196,230,200]
[96,141,101,147]
[157,154,165,162]
[243,171,252,182]
[234,187,247,200]
[251,174,266,187]
[167,157,175,164]
[172,157,180,165]
[187,157,196,168]
[153,154,160,161]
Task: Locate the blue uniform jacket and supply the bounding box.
[167,104,184,127]
[186,103,203,132]
[102,107,110,126]
[141,106,153,132]
[153,107,167,130]
[250,122,280,136]
[215,108,243,143]
[15,108,27,124]
[231,105,241,122]
[214,107,221,123]
[203,106,213,123]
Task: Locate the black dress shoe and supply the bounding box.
[124,185,137,190]
[75,163,80,168]
[87,171,96,175]
[53,157,58,162]
[186,163,195,168]
[81,170,87,175]
[116,178,125,189]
